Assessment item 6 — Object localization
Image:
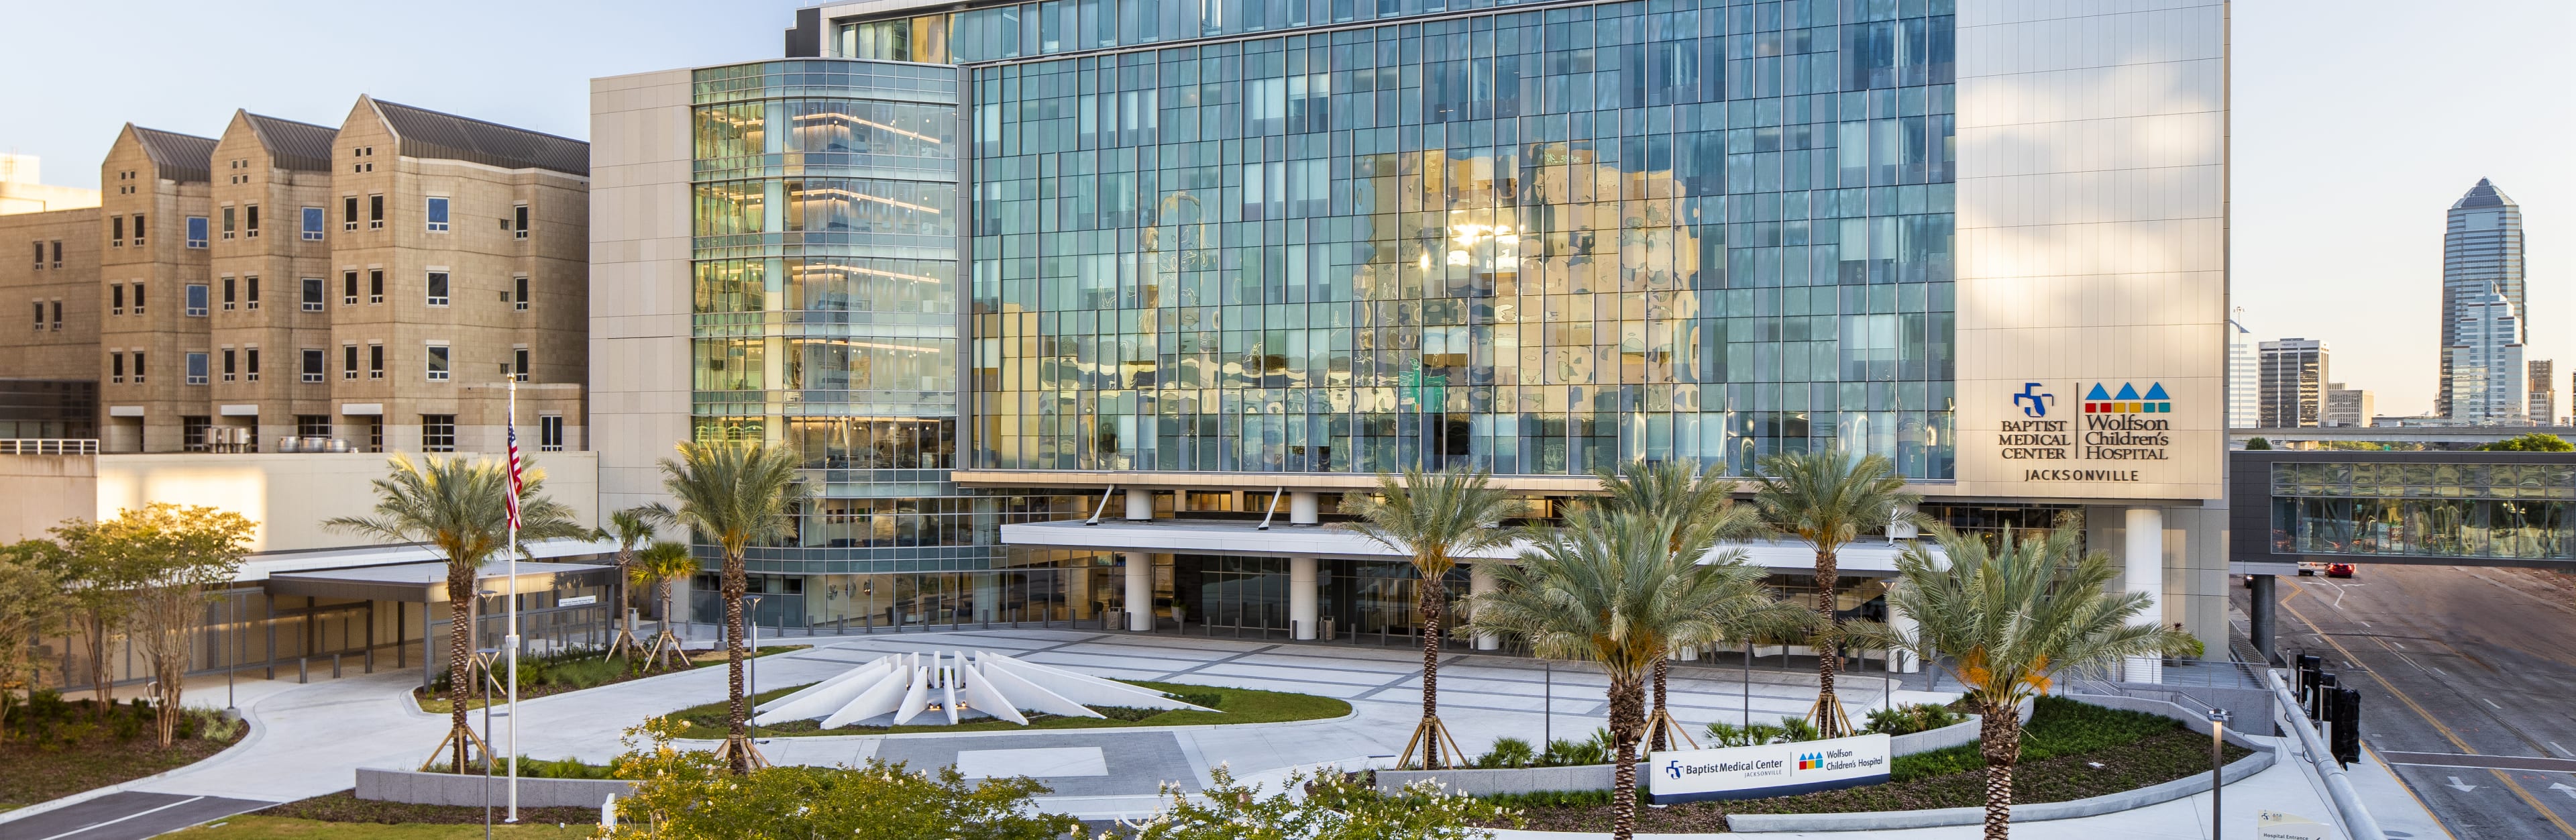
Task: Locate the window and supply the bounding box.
[186,216,208,248]
[425,197,449,232]
[111,283,124,315]
[132,213,145,246]
[343,344,358,379]
[343,196,358,231]
[221,348,236,382]
[366,417,383,452]
[301,348,323,383]
[539,415,565,451]
[245,276,260,310]
[421,415,456,452]
[368,269,383,304]
[301,207,323,241]
[343,270,358,305]
[244,204,260,238]
[513,275,529,311]
[246,347,260,381]
[48,241,58,268]
[221,206,235,240]
[368,342,384,378]
[110,351,124,384]
[48,300,60,331]
[185,283,209,317]
[221,276,235,310]
[298,415,331,438]
[183,416,210,452]
[131,282,144,315]
[368,195,384,229]
[112,216,124,247]
[425,344,449,381]
[425,271,449,306]
[301,277,323,311]
[513,346,529,382]
[30,302,40,331]
[186,352,209,385]
[32,242,43,269]
[513,203,529,239]
[132,351,146,383]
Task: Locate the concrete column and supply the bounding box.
[1122,552,1153,631]
[2249,574,2277,664]
[1889,606,1921,673]
[1289,491,1320,525]
[1125,488,1155,521]
[1469,562,1501,651]
[2124,506,2166,682]
[1289,556,1319,640]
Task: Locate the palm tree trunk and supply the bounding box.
[446,568,475,773]
[1978,700,2022,840]
[1417,574,1444,768]
[722,547,749,774]
[1650,658,1670,751]
[1813,548,1843,737]
[1610,676,1647,840]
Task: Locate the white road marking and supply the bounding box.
[2445,776,2480,792]
[2483,698,2502,710]
[2552,741,2571,759]
[35,796,207,840]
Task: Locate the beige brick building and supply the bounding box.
[0,97,590,454]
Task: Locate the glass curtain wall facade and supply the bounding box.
[688,60,1112,629]
[2269,460,2573,562]
[914,0,1958,479]
[2437,178,2524,418]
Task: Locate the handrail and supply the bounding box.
[0,438,100,455]
[2265,668,2385,840]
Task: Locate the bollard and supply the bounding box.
[297,657,309,684]
[982,609,990,629]
[332,652,343,679]
[366,647,376,674]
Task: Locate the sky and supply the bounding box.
[2,1,2567,419]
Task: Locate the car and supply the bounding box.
[2297,562,2327,576]
[2324,563,2356,578]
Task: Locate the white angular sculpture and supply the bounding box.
[752,650,1216,729]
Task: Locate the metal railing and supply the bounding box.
[0,438,99,454]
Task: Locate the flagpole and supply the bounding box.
[504,378,520,823]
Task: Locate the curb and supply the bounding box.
[669,700,1370,747]
[1722,734,2276,833]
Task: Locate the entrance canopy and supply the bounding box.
[264,559,616,603]
[1000,518,1931,576]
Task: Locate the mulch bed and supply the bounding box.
[1501,729,2251,833]
[259,790,599,826]
[0,727,246,808]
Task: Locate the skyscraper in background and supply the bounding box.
[2322,382,2372,427]
[2228,317,2258,429]
[2438,178,2523,417]
[2445,288,2524,423]
[2259,338,2328,427]
[2530,360,2557,426]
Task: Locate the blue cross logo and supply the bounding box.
[1665,760,1682,780]
[2013,382,2054,418]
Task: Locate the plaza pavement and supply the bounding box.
[0,627,2441,839]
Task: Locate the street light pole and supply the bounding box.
[2208,708,2231,840]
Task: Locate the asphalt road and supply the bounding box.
[0,792,272,840]
[2255,565,2576,840]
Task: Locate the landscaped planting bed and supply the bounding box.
[1,692,248,810]
[165,790,597,838]
[1485,697,2252,833]
[665,678,1348,738]
[411,645,808,714]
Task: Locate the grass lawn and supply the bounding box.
[1493,697,2253,833]
[1,721,247,808]
[165,790,600,837]
[415,645,810,714]
[665,678,1349,739]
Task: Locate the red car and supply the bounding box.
[2324,563,2356,578]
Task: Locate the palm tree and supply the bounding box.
[1591,459,1766,750]
[1848,524,2194,840]
[1750,448,1927,737]
[1466,509,1780,840]
[597,507,667,657]
[325,454,586,773]
[627,540,696,672]
[653,439,808,773]
[1338,466,1515,770]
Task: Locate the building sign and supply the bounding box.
[1997,382,2178,482]
[2255,810,2330,840]
[1648,733,1892,803]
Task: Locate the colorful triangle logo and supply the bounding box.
[2114,383,2141,401]
[2086,384,2111,401]
[2144,383,2169,400]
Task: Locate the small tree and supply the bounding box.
[91,504,255,745]
[598,506,669,656]
[1591,459,1765,750]
[653,440,809,773]
[0,541,70,742]
[628,541,697,672]
[1751,449,1929,737]
[1132,764,1518,840]
[1338,466,1517,770]
[2476,432,2573,452]
[1849,524,2194,840]
[44,521,145,713]
[603,717,1081,839]
[2243,436,2272,450]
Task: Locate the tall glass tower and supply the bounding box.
[2439,178,2524,417]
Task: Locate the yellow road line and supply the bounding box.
[2281,588,2576,840]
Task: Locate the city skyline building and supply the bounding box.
[2229,317,2258,429]
[2259,337,2328,427]
[2530,360,2557,426]
[2437,178,2523,417]
[2322,381,2372,427]
[2445,287,2524,424]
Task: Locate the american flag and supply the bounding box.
[504,421,523,532]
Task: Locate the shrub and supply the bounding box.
[1889,696,2184,782]
[1866,702,1965,736]
[602,717,1084,839]
[188,708,243,743]
[1169,690,1224,709]
[1474,737,1536,769]
[1539,729,1613,767]
[1704,716,1825,747]
[1138,764,1519,839]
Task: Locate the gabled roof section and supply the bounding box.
[127,125,218,183]
[368,98,588,176]
[2451,177,2516,211]
[243,113,339,172]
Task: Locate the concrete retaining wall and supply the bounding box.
[1725,735,2273,831]
[356,767,636,808]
